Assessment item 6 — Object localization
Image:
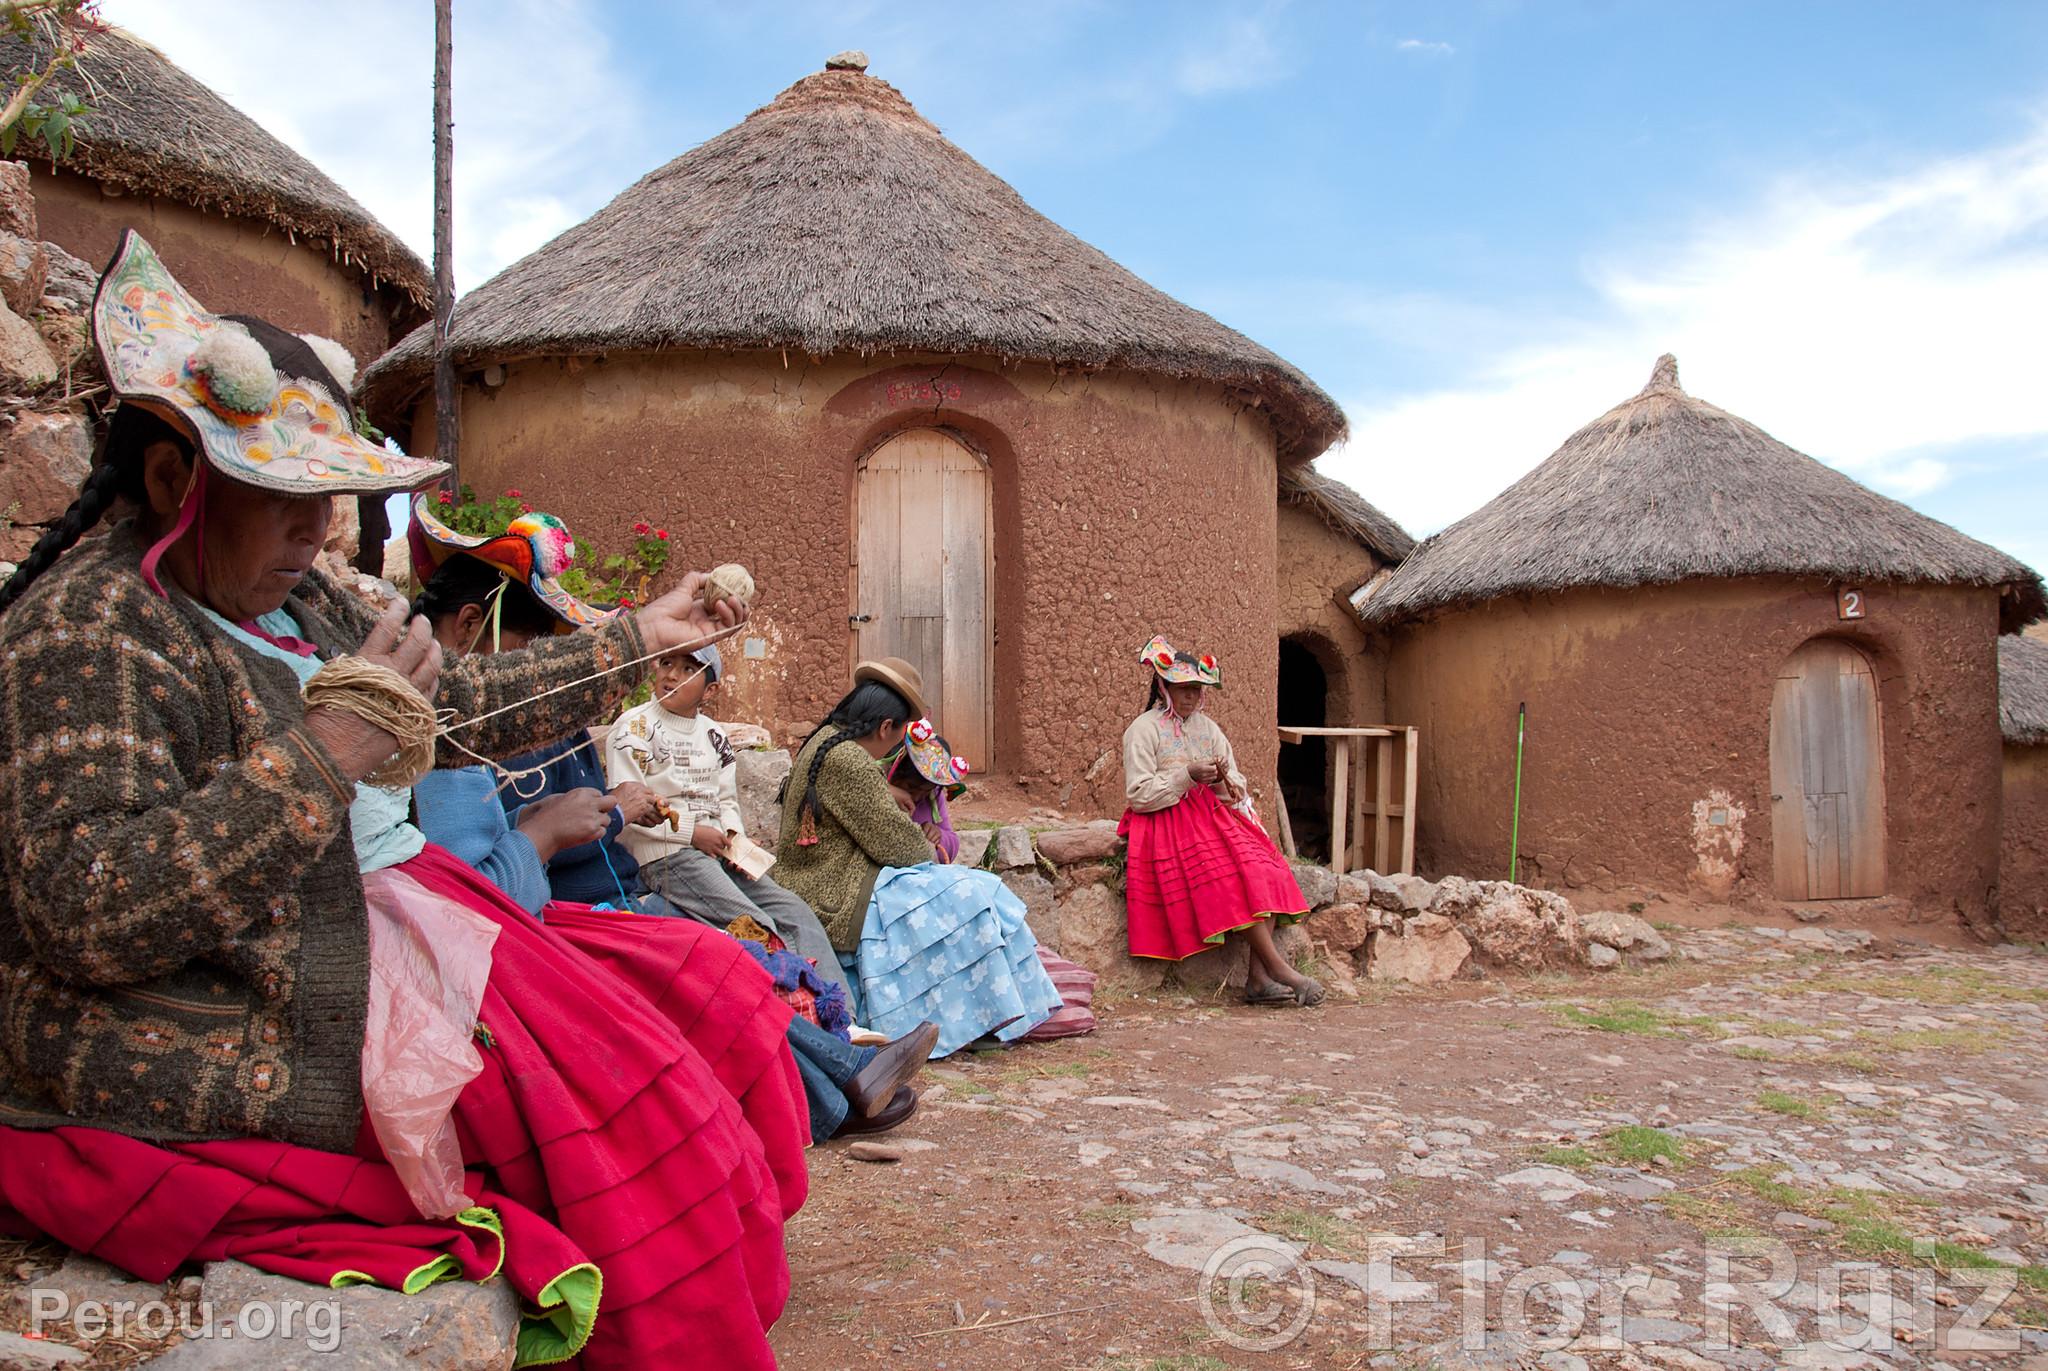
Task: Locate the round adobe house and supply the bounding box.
[1998,634,2048,940]
[1357,356,2044,930]
[363,57,1342,812]
[1,26,429,368]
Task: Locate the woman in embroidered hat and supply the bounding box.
[775,659,1063,1056]
[0,233,804,1368]
[1120,635,1321,1007]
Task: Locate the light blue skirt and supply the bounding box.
[854,864,1062,1058]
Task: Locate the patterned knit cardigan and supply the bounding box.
[0,525,646,1153]
[773,731,935,952]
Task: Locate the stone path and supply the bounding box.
[771,929,2048,1369]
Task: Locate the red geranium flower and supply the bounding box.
[436,490,453,505]
[654,529,669,540]
[519,502,533,513]
[632,521,651,536]
[616,596,635,609]
[505,488,523,498]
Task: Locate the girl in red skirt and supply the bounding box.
[1118,635,1322,1007]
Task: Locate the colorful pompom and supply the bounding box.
[186,326,279,418]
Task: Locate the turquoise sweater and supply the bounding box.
[414,766,553,916]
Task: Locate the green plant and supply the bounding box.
[432,486,671,610]
[0,2,101,160]
[1756,1089,1829,1118]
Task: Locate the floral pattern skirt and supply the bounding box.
[854,864,1062,1057]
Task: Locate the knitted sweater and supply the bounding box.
[0,524,647,1152]
[774,732,934,951]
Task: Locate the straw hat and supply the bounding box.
[854,656,927,717]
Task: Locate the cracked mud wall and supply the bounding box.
[31,172,420,366]
[2002,745,2048,940]
[1383,577,2003,924]
[409,351,1284,814]
[1275,498,1388,727]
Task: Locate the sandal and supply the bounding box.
[1293,977,1327,1008]
[1243,983,1296,1007]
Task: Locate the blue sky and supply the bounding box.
[109,1,2048,571]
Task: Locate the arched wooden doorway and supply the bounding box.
[1770,637,1886,900]
[1278,635,1332,859]
[852,429,993,769]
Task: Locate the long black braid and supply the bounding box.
[777,680,916,837]
[0,406,183,615]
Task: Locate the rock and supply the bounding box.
[1000,870,1057,947]
[1362,870,1434,912]
[1170,935,1250,992]
[848,1140,920,1162]
[1131,1209,1301,1273]
[0,162,34,240]
[25,1253,158,1317]
[0,1330,87,1367]
[1336,871,1374,904]
[1084,1095,1172,1112]
[954,827,995,867]
[1306,901,1374,956]
[323,490,362,562]
[0,231,46,317]
[1230,1152,1348,1196]
[1588,942,1621,969]
[1366,913,1471,983]
[0,299,56,389]
[1034,820,1121,865]
[1497,1165,1597,1202]
[1581,908,1673,961]
[993,825,1036,870]
[1052,882,1165,988]
[735,748,792,850]
[39,241,94,312]
[142,1259,520,1369]
[1289,859,1338,908]
[1433,879,1585,970]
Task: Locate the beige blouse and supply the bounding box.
[1122,707,1248,814]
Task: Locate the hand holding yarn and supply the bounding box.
[302,601,445,784]
[636,566,752,656]
[699,563,755,615]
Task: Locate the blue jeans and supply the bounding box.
[787,1013,875,1143]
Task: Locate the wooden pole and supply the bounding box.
[432,0,459,479]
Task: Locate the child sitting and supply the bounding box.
[885,719,970,864]
[607,644,846,990]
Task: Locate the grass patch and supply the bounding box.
[1756,1089,1831,1119]
[1659,1191,1758,1240]
[1795,966,2048,1005]
[1284,1092,1319,1107]
[1603,1125,1687,1167]
[1857,1025,2009,1054]
[1262,1207,1360,1253]
[1080,1202,1143,1228]
[1730,1045,1781,1061]
[1538,1145,1595,1170]
[1550,1001,1691,1035]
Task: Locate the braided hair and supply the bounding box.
[0,312,353,618]
[778,680,916,842]
[0,406,185,615]
[414,554,559,641]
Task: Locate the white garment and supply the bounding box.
[1121,706,1247,814]
[604,699,743,865]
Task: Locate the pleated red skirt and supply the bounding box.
[0,844,808,1369]
[1118,784,1310,960]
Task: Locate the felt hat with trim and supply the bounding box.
[408,494,618,631]
[1139,633,1221,686]
[898,718,970,798]
[853,656,928,718]
[92,230,446,495]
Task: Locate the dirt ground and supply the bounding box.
[772,926,2048,1371]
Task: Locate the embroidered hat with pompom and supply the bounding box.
[186,324,280,420]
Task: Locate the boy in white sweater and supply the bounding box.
[606,644,850,994]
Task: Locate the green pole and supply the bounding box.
[1509,702,1526,883]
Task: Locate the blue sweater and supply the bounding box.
[413,765,553,915]
[498,732,641,906]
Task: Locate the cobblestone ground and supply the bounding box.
[772,929,2048,1371]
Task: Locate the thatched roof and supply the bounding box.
[1353,355,2046,632]
[1,26,429,307]
[2001,635,2048,746]
[360,60,1343,461]
[1280,468,1414,564]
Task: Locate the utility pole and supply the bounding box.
[432,0,459,481]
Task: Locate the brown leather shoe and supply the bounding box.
[834,1085,918,1137]
[847,1020,939,1118]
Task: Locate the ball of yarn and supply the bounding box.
[301,656,440,787]
[700,563,756,612]
[188,326,281,417]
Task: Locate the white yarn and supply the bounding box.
[297,333,359,393]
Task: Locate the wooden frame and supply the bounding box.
[1277,725,1419,876]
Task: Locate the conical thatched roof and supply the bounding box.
[360,60,1343,462]
[1280,468,1414,564]
[1353,355,2046,632]
[2001,635,2048,746]
[0,26,429,307]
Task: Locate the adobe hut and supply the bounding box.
[362,55,1343,810]
[1356,355,2045,931]
[1274,468,1413,855]
[0,26,429,367]
[1999,635,2048,940]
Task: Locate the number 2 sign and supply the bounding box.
[1837,587,1867,620]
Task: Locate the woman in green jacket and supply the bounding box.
[776,658,1060,1056]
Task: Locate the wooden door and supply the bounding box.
[1770,638,1885,900]
[853,430,992,768]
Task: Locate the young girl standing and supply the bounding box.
[1119,635,1322,1006]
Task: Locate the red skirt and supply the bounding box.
[1118,784,1310,960]
[0,844,808,1369]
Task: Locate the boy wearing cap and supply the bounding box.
[607,644,850,993]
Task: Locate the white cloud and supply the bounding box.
[1395,38,1454,55]
[1320,124,2048,540]
[95,0,657,290]
[1175,12,1289,95]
